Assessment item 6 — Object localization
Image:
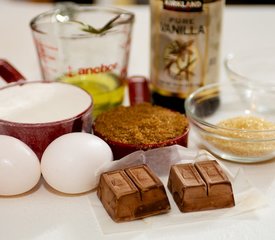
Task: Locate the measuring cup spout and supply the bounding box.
[53,2,78,23]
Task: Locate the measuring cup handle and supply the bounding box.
[0,59,26,83]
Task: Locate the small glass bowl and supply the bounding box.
[185,83,275,163]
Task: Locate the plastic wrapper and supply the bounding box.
[89,145,267,234]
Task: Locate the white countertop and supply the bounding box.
[1,1,275,239]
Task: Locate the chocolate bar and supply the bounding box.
[97,164,170,222]
[168,160,235,212]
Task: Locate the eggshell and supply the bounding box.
[0,135,41,196]
[41,133,113,194]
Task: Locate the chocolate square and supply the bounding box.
[97,164,170,222]
[168,160,235,212]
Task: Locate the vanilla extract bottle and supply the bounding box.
[150,0,224,113]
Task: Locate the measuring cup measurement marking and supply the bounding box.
[35,39,58,62]
[35,39,59,75]
[38,42,58,51]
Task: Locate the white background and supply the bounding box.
[1,0,275,239]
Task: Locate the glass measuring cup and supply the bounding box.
[30,4,134,117]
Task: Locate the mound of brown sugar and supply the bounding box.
[94,103,188,145]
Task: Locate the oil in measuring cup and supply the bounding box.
[60,73,125,117]
[30,4,134,117]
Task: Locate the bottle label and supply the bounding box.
[151,0,223,98]
[163,0,203,12]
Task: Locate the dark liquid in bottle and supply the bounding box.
[151,91,186,114]
[152,90,220,116]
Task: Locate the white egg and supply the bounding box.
[41,132,113,194]
[0,135,41,196]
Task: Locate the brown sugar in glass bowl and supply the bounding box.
[93,103,189,159]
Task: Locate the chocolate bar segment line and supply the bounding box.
[125,165,171,216]
[175,163,206,188]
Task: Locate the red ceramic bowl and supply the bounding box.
[93,126,189,160]
[0,60,93,159]
[0,81,93,159]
